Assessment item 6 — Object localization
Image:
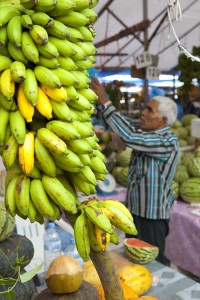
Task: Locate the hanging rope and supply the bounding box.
[167,0,200,62]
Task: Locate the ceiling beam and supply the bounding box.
[95,53,127,56]
[94,19,150,48]
[95,0,115,20]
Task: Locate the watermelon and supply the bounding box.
[124,238,159,264]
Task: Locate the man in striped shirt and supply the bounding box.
[90,77,180,264]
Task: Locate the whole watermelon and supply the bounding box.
[171,180,179,199]
[187,157,200,177]
[180,177,200,203]
[124,238,159,264]
[174,165,190,184]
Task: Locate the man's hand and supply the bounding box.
[90,76,109,105]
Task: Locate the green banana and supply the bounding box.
[46,119,81,141]
[37,127,68,155]
[57,56,77,71]
[55,11,88,27]
[4,163,22,189]
[103,200,133,222]
[83,203,113,234]
[75,59,94,70]
[30,179,56,220]
[29,164,42,179]
[67,26,84,43]
[0,44,11,57]
[78,87,98,102]
[78,26,94,42]
[15,174,30,217]
[31,11,54,27]
[52,149,83,171]
[21,14,33,29]
[89,183,96,194]
[68,96,92,111]
[89,0,99,8]
[87,217,102,252]
[70,173,91,195]
[56,174,78,202]
[93,150,106,163]
[0,56,12,73]
[90,156,108,174]
[39,55,60,68]
[93,171,106,181]
[79,166,97,185]
[48,0,76,17]
[20,0,37,9]
[5,175,19,217]
[34,66,62,88]
[85,136,100,150]
[78,153,91,166]
[72,120,94,138]
[46,19,71,39]
[69,108,80,121]
[9,110,26,145]
[10,61,26,83]
[0,123,11,155]
[67,139,93,154]
[0,25,8,47]
[27,198,38,223]
[51,68,76,86]
[76,41,96,56]
[72,70,91,84]
[74,211,90,261]
[51,200,62,220]
[36,41,59,58]
[29,24,49,44]
[50,99,72,121]
[34,0,57,12]
[0,6,21,27]
[0,107,10,146]
[42,174,78,213]
[0,90,17,112]
[63,86,79,101]
[2,135,18,170]
[34,136,57,177]
[48,36,76,56]
[23,69,39,106]
[21,31,39,64]
[72,0,91,11]
[70,43,87,61]
[110,226,119,245]
[80,8,97,23]
[69,107,91,121]
[7,41,28,65]
[100,203,138,236]
[7,15,22,48]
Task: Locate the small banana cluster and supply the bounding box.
[73,198,138,261]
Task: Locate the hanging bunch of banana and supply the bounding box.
[73,198,138,261]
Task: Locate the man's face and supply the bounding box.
[140,100,166,131]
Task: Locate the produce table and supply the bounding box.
[165,200,200,278]
[112,248,200,300]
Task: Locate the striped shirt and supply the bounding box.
[100,104,180,220]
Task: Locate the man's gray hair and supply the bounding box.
[152,96,178,126]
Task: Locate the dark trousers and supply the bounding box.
[126,214,169,265]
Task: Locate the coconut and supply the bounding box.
[45,256,83,294]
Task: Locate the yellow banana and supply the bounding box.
[15,174,30,217]
[21,31,39,64]
[4,175,19,217]
[74,210,90,261]
[18,132,35,176]
[41,84,67,102]
[95,226,110,252]
[17,83,35,123]
[29,24,49,44]
[30,179,56,220]
[37,127,69,155]
[10,61,26,83]
[0,68,15,101]
[7,15,22,48]
[34,66,62,88]
[50,99,72,121]
[0,107,10,146]
[103,200,133,222]
[34,136,57,177]
[2,134,18,171]
[100,203,138,236]
[23,69,39,106]
[46,120,81,141]
[36,87,53,119]
[9,110,26,145]
[42,174,78,213]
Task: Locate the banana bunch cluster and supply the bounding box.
[74,198,138,261]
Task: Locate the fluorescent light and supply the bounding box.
[120,86,142,93]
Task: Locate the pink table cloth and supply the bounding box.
[165,200,200,278]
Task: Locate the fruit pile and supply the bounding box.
[0,0,138,264]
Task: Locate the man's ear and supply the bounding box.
[161,116,168,127]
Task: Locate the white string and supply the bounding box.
[167,0,200,62]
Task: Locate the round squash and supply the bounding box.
[117,264,152,296]
[45,256,83,294]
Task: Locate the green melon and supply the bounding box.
[181,114,198,126]
[115,149,132,167]
[124,238,159,264]
[174,165,190,184]
[180,177,200,203]
[171,180,179,199]
[187,157,200,177]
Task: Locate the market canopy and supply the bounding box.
[92,0,200,74]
